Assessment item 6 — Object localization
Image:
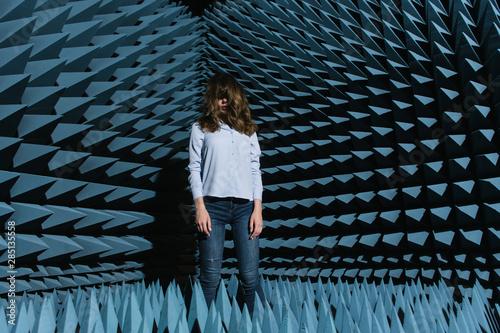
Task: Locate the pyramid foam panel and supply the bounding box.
[0,0,206,293]
[0,277,498,332]
[203,0,500,301]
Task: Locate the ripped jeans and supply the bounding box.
[198,197,264,312]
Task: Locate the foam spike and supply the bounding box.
[278,302,299,333]
[205,304,224,333]
[150,285,162,327]
[98,236,138,258]
[0,305,10,331]
[74,183,117,204]
[138,290,154,333]
[1,234,48,263]
[119,289,141,333]
[38,235,83,261]
[228,296,242,332]
[233,304,249,333]
[299,300,316,333]
[261,299,279,332]
[172,306,188,333]
[25,59,65,88]
[10,174,57,202]
[31,297,56,333]
[8,300,29,333]
[187,281,208,332]
[471,283,493,332]
[157,283,181,333]
[215,279,231,327]
[387,305,404,333]
[38,205,83,231]
[70,235,112,259]
[460,229,483,247]
[13,143,59,173]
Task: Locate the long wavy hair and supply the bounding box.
[198,72,257,136]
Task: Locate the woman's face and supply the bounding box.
[217,97,228,115]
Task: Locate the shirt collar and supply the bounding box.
[220,121,232,131]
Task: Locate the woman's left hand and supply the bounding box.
[249,212,263,240]
[249,199,263,240]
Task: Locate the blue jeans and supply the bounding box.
[198,197,264,312]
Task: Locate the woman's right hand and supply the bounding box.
[194,197,211,236]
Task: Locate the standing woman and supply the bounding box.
[188,72,265,312]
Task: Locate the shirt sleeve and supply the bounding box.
[188,122,204,200]
[250,132,263,201]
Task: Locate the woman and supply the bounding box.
[188,72,265,312]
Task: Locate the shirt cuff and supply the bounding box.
[253,191,262,201]
[191,188,203,201]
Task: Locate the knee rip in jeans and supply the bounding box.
[206,258,219,262]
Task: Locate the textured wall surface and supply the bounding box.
[204,0,500,301]
[0,0,205,294]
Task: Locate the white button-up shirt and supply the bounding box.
[188,121,263,201]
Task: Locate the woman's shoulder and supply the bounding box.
[191,121,206,136]
[192,120,203,129]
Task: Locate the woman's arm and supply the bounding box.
[249,199,263,239]
[188,123,211,236]
[249,132,263,239]
[194,196,211,236]
[188,123,204,200]
[249,132,263,201]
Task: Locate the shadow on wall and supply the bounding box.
[142,156,198,289]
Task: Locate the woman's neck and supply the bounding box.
[220,114,230,126]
